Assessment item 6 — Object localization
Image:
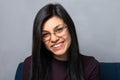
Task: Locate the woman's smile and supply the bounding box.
[51,41,65,52]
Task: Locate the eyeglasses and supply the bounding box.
[42,24,67,41]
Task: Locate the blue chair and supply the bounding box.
[100,63,120,80]
[15,62,23,80]
[15,62,120,80]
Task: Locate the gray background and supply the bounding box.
[0,0,120,80]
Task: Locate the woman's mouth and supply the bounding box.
[51,42,64,51]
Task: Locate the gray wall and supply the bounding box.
[0,0,120,80]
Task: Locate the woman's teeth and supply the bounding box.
[53,43,62,48]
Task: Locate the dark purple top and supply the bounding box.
[22,55,100,80]
[52,58,68,80]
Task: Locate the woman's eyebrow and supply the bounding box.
[42,24,63,32]
[54,24,63,29]
[42,30,49,33]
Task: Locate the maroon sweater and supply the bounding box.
[22,55,100,80]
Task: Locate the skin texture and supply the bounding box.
[42,16,71,61]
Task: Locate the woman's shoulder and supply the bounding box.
[22,55,32,70]
[24,56,32,62]
[80,54,100,69]
[81,54,99,65]
[22,56,32,80]
[80,54,100,80]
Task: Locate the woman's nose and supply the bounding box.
[50,33,59,43]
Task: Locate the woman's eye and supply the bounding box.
[56,27,63,33]
[42,33,49,37]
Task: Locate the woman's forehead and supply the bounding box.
[42,16,65,30]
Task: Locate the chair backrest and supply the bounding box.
[15,62,120,80]
[15,62,23,80]
[100,63,120,80]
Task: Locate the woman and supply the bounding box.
[22,3,100,80]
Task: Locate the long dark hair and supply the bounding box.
[32,3,85,80]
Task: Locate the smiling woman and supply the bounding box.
[22,3,100,80]
[42,16,71,61]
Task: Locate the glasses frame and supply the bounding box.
[42,24,68,42]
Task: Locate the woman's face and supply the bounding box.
[42,16,71,61]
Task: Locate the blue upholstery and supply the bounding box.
[100,63,120,80]
[15,62,120,80]
[15,63,23,80]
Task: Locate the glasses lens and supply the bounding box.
[55,25,67,36]
[42,25,67,41]
[42,33,50,41]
